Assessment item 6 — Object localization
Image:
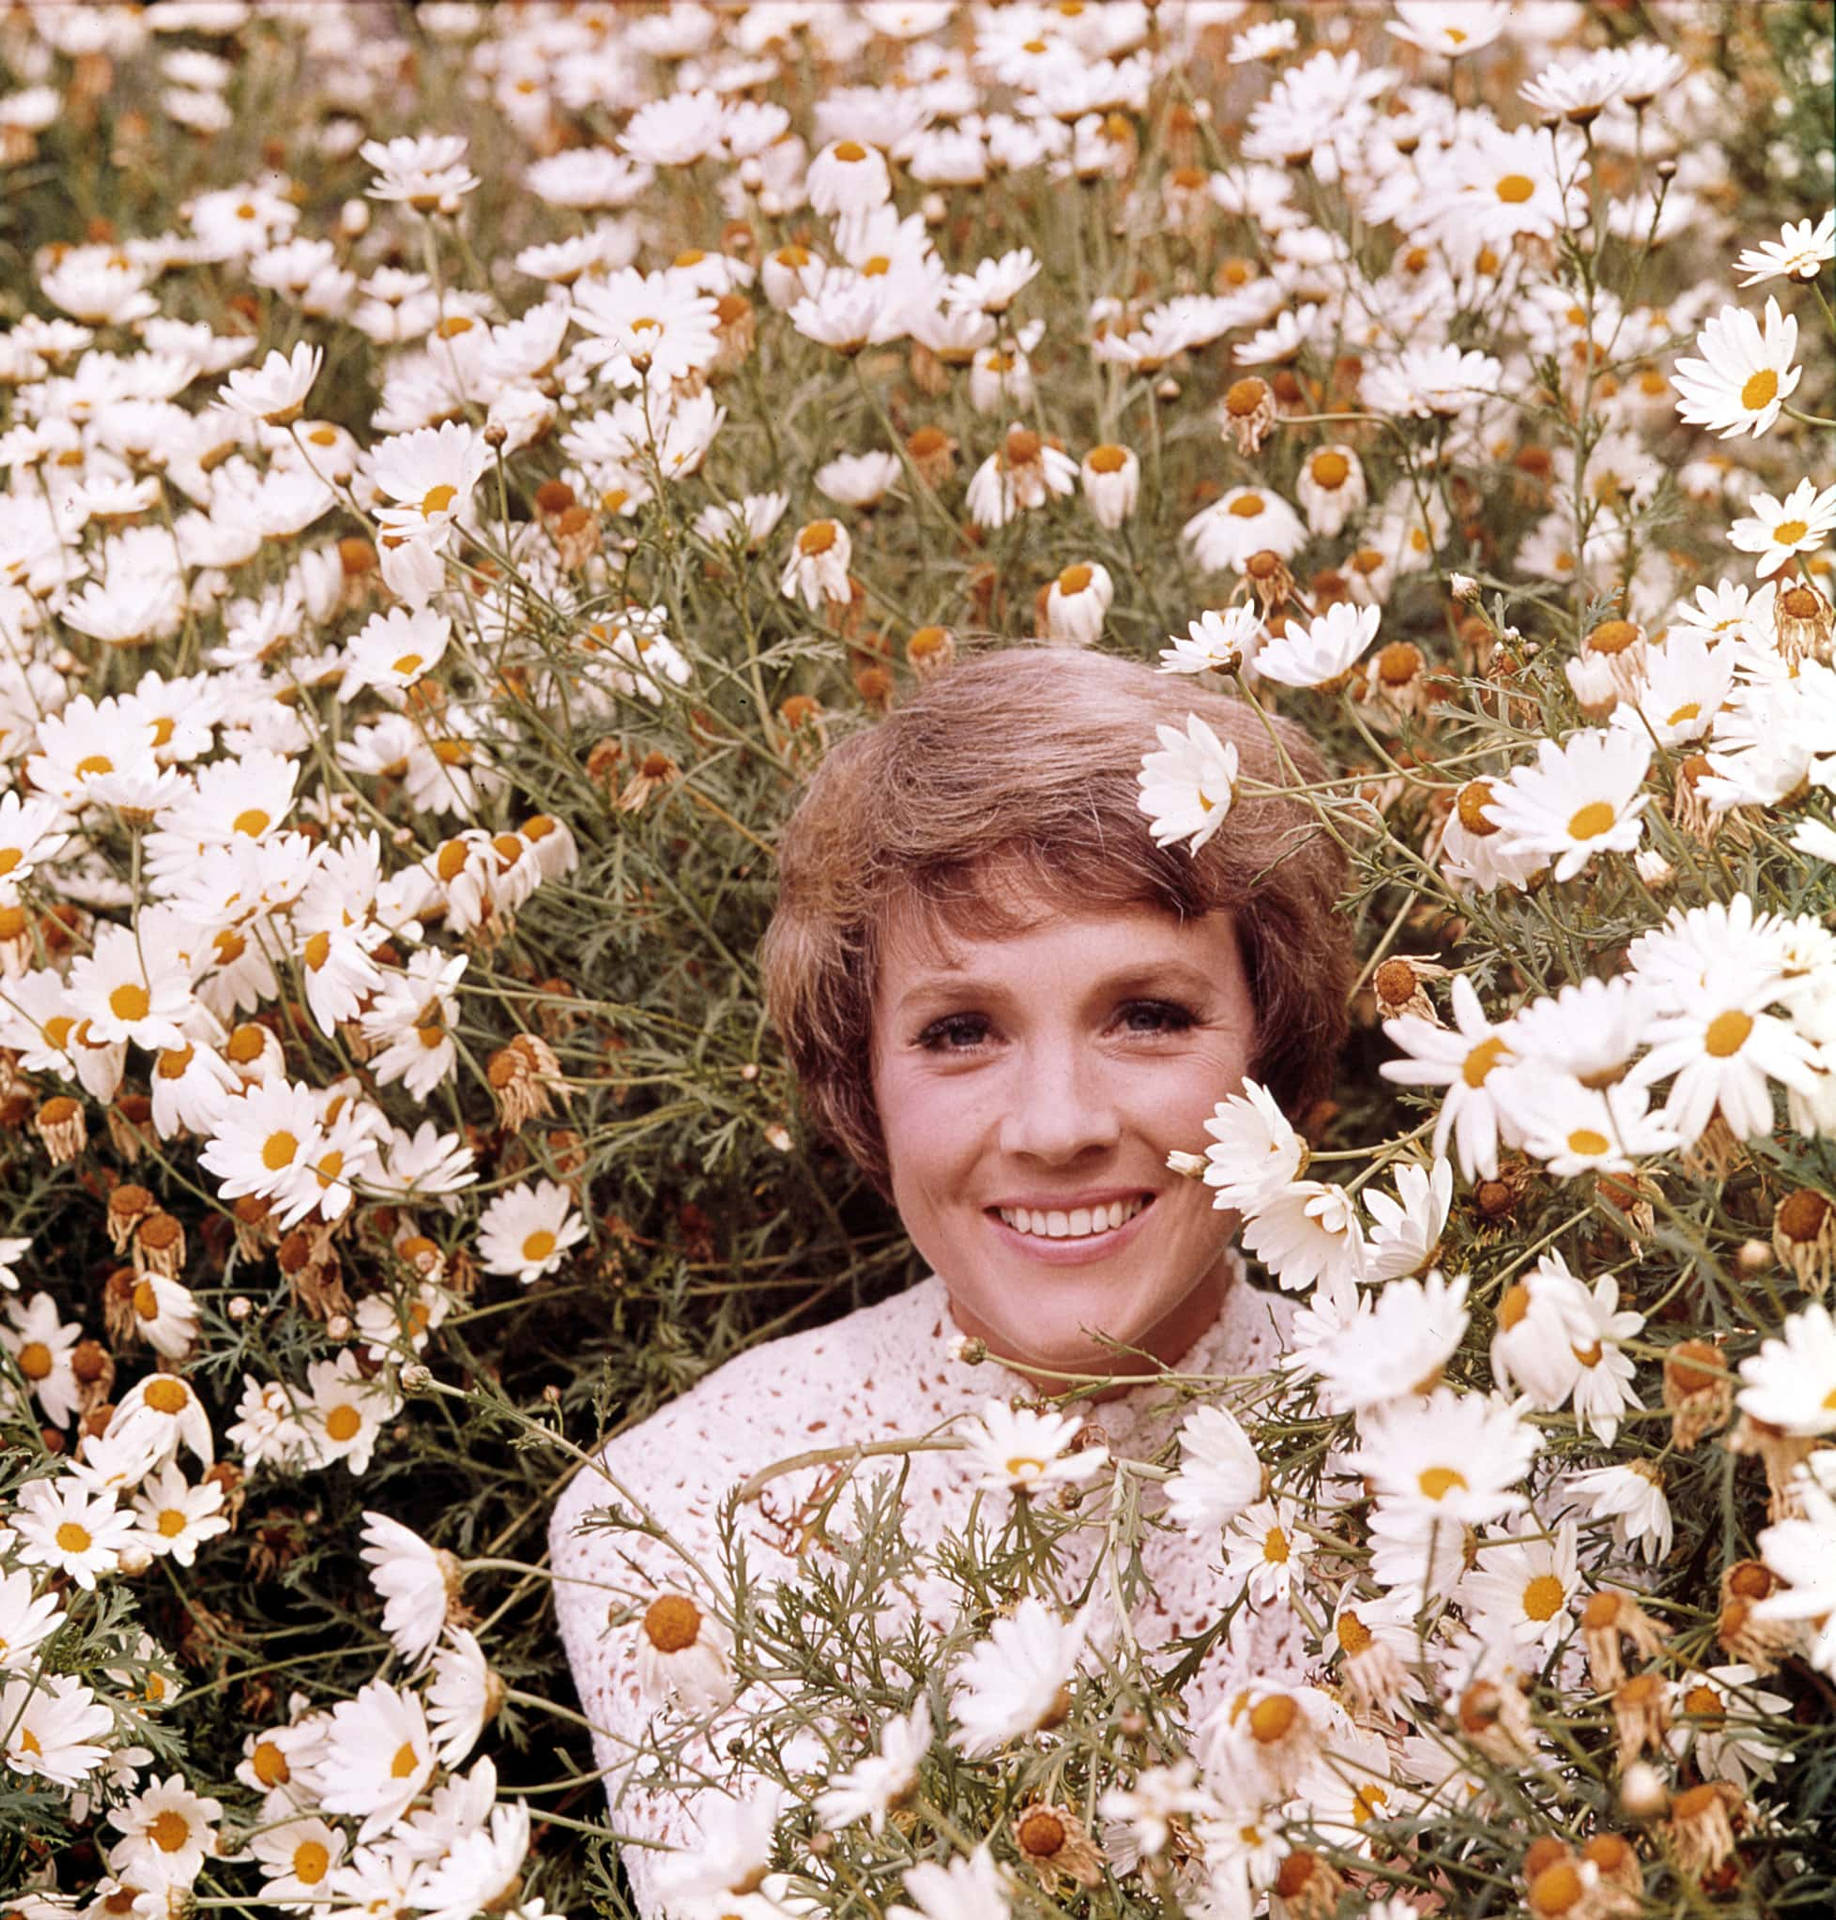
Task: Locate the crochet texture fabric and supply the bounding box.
[549,1264,1300,1918]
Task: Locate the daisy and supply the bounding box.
[1158,607,1265,678]
[1729,479,1836,578]
[944,247,1040,316]
[1291,1270,1470,1414]
[950,1598,1092,1758]
[780,518,853,609]
[1347,1387,1541,1526]
[339,606,451,700]
[1563,1460,1673,1563]
[1219,1498,1313,1607]
[476,1179,589,1284]
[1182,487,1307,573]
[958,1399,1108,1495]
[816,450,904,509]
[1667,1665,1792,1790]
[3,1290,84,1426]
[1165,1403,1264,1537]
[407,1799,529,1920]
[889,1847,1015,1920]
[130,1462,230,1567]
[571,271,721,390]
[1043,560,1113,647]
[1737,1303,1836,1437]
[369,421,489,604]
[1672,298,1801,439]
[0,791,70,889]
[0,1566,64,1675]
[319,1680,437,1840]
[652,1784,781,1909]
[1363,1159,1452,1283]
[1098,1759,1217,1862]
[1254,602,1380,689]
[0,1673,115,1788]
[1521,47,1626,123]
[64,921,194,1052]
[1200,1079,1308,1215]
[302,1351,397,1476]
[11,1475,138,1589]
[362,132,479,210]
[1734,210,1836,286]
[1381,975,1523,1182]
[1241,1179,1367,1291]
[1387,0,1508,56]
[1629,966,1821,1145]
[107,1775,222,1888]
[1362,346,1503,419]
[1518,1080,1680,1178]
[635,1591,733,1713]
[428,1627,498,1766]
[110,1371,215,1468]
[1564,1276,1646,1445]
[1753,1475,1836,1674]
[1136,714,1239,853]
[1461,1522,1581,1661]
[220,343,323,427]
[807,139,892,218]
[1080,443,1139,528]
[963,426,1078,528]
[197,1077,326,1215]
[361,1511,460,1671]
[248,1815,347,1909]
[1487,727,1651,884]
[1295,444,1367,539]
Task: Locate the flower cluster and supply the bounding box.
[0,2,1831,1919]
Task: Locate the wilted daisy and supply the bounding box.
[1136,714,1239,853]
[476,1179,589,1284]
[1672,298,1802,439]
[635,1591,733,1713]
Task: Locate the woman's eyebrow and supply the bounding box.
[893,960,1220,1013]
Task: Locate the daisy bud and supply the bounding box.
[921,190,947,225]
[1772,1189,1835,1292]
[764,1122,794,1153]
[1618,1761,1669,1819]
[228,1296,252,1322]
[1449,572,1480,602]
[339,197,370,237]
[1165,1148,1208,1179]
[1662,1340,1733,1449]
[401,1362,435,1394]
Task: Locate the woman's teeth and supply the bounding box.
[996,1196,1148,1240]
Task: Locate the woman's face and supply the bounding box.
[870,893,1258,1386]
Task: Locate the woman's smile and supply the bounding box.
[987,1191,1157,1261]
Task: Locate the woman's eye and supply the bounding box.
[1119,1000,1198,1035]
[918,1014,990,1052]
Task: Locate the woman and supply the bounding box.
[549,645,1351,1915]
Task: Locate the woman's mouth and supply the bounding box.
[987,1194,1155,1261]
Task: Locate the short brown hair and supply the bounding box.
[760,646,1351,1197]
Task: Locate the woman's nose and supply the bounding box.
[996,1043,1122,1162]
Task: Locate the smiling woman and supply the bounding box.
[549,646,1352,1916]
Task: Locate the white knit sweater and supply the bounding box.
[548,1264,1301,1918]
